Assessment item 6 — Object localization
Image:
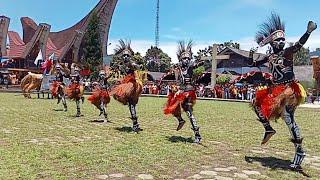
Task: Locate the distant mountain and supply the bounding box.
[310,49,320,57]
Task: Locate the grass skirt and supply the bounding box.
[88,87,110,109]
[163,90,196,115]
[65,82,84,100]
[253,81,306,120]
[110,73,142,105]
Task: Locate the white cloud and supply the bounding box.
[108,32,320,64]
[285,31,320,51]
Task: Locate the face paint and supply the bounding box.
[122,54,130,62]
[271,38,285,52]
[181,57,190,67]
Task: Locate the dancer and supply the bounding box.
[248,13,317,171]
[88,69,111,122]
[66,65,84,117]
[50,63,69,111]
[163,41,202,143]
[110,39,146,132]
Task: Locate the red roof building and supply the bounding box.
[0,0,118,72]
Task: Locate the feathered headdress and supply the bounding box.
[255,13,285,47]
[177,40,193,61]
[114,39,134,56]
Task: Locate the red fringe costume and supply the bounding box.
[110,73,142,105]
[163,90,197,115]
[254,81,306,120]
[50,80,60,97]
[88,87,111,109]
[65,82,83,100]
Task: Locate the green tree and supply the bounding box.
[194,40,240,70]
[289,42,310,66]
[216,74,231,84]
[145,46,172,72]
[110,52,146,71]
[222,40,240,49]
[193,65,205,78]
[133,52,147,70]
[81,12,102,73]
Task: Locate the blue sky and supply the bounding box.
[1,0,320,62]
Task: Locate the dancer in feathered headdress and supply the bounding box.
[88,68,111,122]
[163,41,203,143]
[50,63,70,112]
[110,39,147,132]
[248,12,317,171]
[65,64,84,117]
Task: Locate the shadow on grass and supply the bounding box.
[245,156,291,170]
[166,135,194,143]
[245,156,311,177]
[67,114,84,118]
[114,126,133,133]
[89,119,113,123]
[89,119,105,123]
[52,109,65,112]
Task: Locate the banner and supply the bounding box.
[311,56,320,89]
[40,75,70,91]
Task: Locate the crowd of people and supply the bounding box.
[140,82,260,101]
[109,80,320,104]
[0,72,22,86]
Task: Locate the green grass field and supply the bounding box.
[0,93,319,179]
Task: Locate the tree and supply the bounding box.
[216,74,231,85]
[289,42,310,66]
[144,46,172,72]
[193,65,205,79]
[110,52,146,71]
[133,52,147,70]
[222,40,240,49]
[193,41,241,71]
[81,12,102,74]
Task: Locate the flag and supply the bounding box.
[48,53,55,60]
[34,49,43,66]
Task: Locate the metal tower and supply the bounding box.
[155,0,160,47]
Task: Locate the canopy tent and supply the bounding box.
[233,71,272,85]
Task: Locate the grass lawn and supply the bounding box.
[0,92,319,179]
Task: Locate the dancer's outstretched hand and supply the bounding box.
[307,21,317,33]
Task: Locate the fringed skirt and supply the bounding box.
[50,80,63,97]
[253,81,306,120]
[163,90,197,115]
[110,73,142,105]
[65,82,84,100]
[88,87,110,108]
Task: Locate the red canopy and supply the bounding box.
[234,71,273,84]
[80,69,91,76]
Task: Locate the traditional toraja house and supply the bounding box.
[186,47,269,86]
[0,0,118,74]
[216,47,269,74]
[0,16,10,58]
